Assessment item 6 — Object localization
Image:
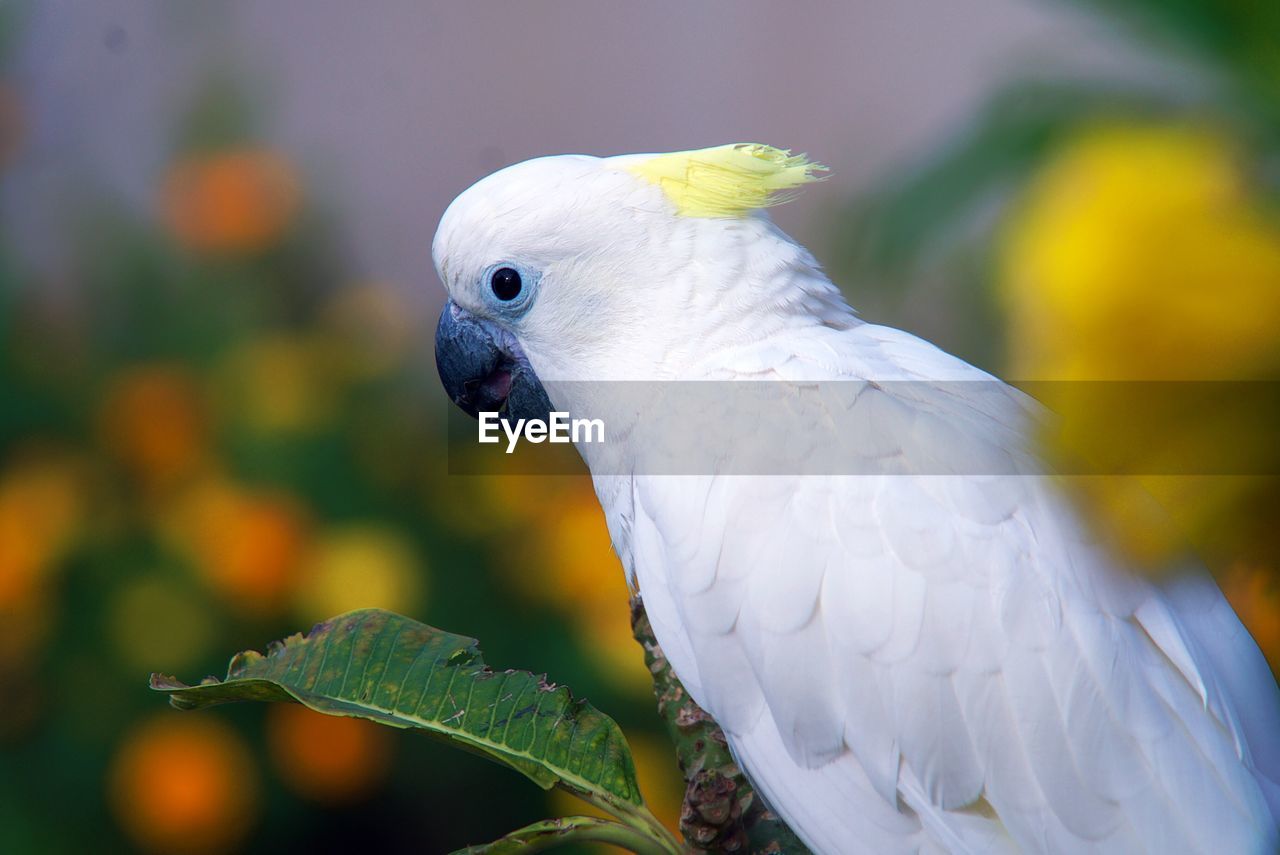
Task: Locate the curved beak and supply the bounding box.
[434,300,552,423]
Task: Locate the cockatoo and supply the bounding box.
[431,144,1280,854]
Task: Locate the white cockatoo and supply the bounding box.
[431,144,1280,854]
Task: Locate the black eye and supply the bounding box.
[490,267,522,301]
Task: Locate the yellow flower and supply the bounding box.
[110,714,259,854]
[292,523,426,622]
[576,601,656,696]
[108,575,217,673]
[443,473,652,692]
[427,472,571,539]
[503,482,653,694]
[160,148,300,255]
[216,333,337,433]
[1002,123,1280,382]
[530,488,621,609]
[999,123,1280,570]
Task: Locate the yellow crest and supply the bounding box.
[628,143,826,218]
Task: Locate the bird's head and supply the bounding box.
[432,143,842,421]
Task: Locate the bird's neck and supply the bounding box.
[632,220,860,379]
[535,226,859,479]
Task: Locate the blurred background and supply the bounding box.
[1,1,1278,853]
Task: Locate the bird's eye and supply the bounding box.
[490,267,522,301]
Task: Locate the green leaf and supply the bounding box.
[832,82,1172,278]
[451,815,675,855]
[1060,0,1280,123]
[150,608,673,849]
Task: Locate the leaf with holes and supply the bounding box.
[150,608,674,849]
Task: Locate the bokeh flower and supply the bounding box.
[216,333,338,433]
[429,472,559,538]
[110,714,259,854]
[0,454,76,738]
[514,482,652,694]
[266,705,391,804]
[999,122,1280,573]
[0,452,83,700]
[108,575,218,673]
[1001,122,1280,383]
[0,453,82,610]
[168,477,310,616]
[160,148,301,256]
[99,365,209,491]
[292,523,426,623]
[1221,562,1280,672]
[321,283,422,379]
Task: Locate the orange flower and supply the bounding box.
[0,454,83,608]
[160,148,300,255]
[172,478,309,615]
[266,705,391,803]
[110,714,259,854]
[99,365,208,490]
[577,603,654,695]
[1221,562,1280,673]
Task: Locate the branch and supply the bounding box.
[630,597,809,854]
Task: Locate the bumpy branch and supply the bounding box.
[629,597,809,854]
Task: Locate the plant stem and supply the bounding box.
[579,789,683,854]
[450,815,677,855]
[630,597,809,854]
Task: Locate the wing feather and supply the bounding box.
[616,322,1280,853]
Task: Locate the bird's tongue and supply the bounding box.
[479,367,513,405]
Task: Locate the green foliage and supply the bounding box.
[453,816,677,855]
[825,0,1280,374]
[834,0,1280,288]
[1067,0,1280,120]
[0,58,672,851]
[152,609,680,854]
[833,83,1171,278]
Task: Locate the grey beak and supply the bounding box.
[434,300,552,423]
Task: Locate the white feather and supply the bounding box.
[604,320,1280,853]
